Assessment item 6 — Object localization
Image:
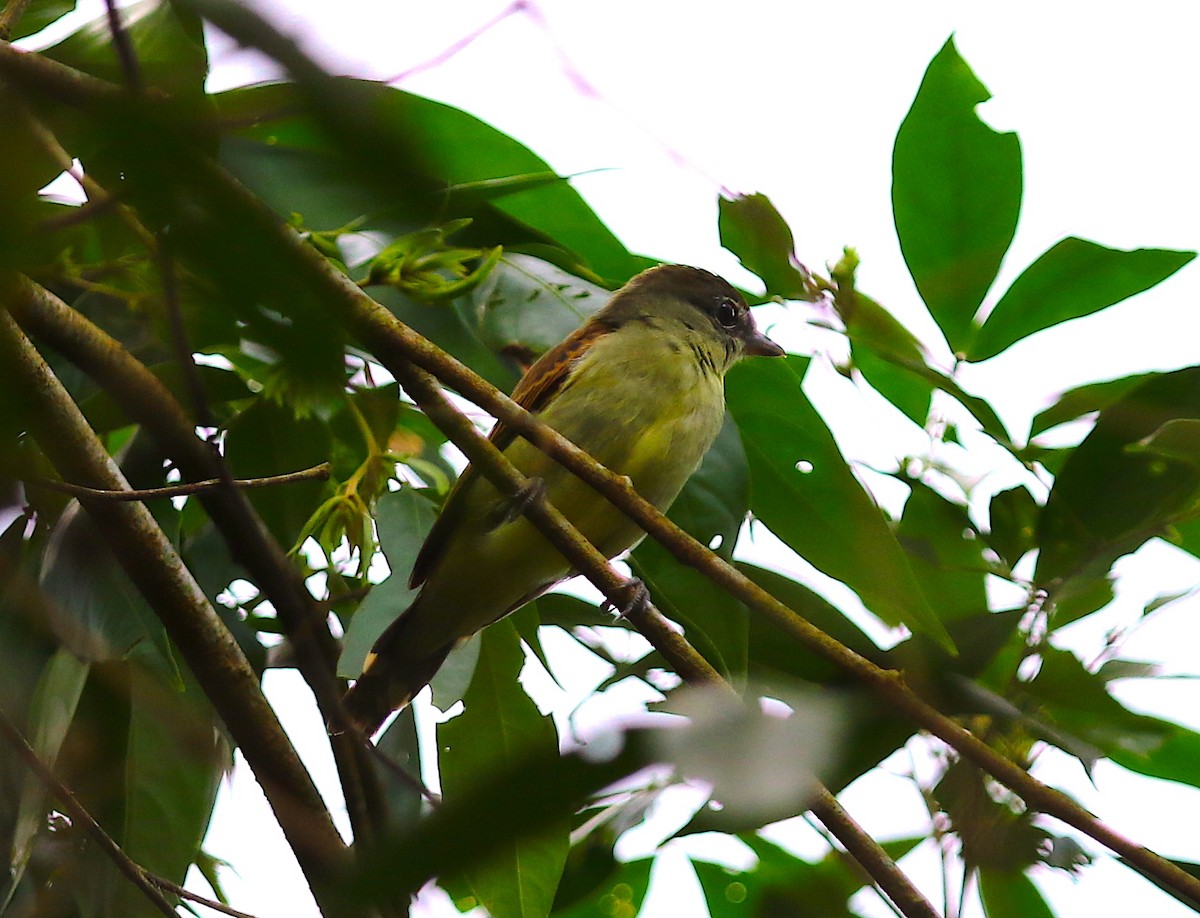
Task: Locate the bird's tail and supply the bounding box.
[337,614,453,738]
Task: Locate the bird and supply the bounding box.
[341,264,785,736]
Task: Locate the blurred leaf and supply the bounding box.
[717,193,813,300]
[4,648,88,909]
[338,487,438,678]
[1030,373,1157,439]
[114,659,226,914]
[473,253,609,361]
[727,355,952,651]
[1050,575,1114,629]
[428,631,482,712]
[1035,366,1200,599]
[39,504,176,674]
[896,481,989,624]
[439,621,568,918]
[969,238,1194,361]
[1109,721,1200,790]
[1129,418,1200,467]
[77,362,251,434]
[4,0,77,40]
[892,37,1021,353]
[978,868,1054,918]
[934,759,1048,873]
[552,855,652,918]
[375,705,422,833]
[986,486,1040,568]
[223,399,332,549]
[42,0,209,98]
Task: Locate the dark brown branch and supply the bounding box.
[0,301,356,915]
[25,462,332,501]
[0,703,179,918]
[101,0,142,91]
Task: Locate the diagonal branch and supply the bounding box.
[0,702,179,917]
[0,299,356,916]
[6,277,387,853]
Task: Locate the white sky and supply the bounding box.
[23,2,1200,916]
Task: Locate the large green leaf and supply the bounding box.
[42,0,209,98]
[896,481,990,624]
[1035,366,1200,600]
[552,856,653,918]
[969,238,1194,361]
[223,399,332,549]
[892,37,1021,352]
[727,355,952,650]
[339,487,439,678]
[3,0,76,40]
[114,658,226,915]
[439,621,568,918]
[717,193,812,300]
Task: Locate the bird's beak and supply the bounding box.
[744,329,786,357]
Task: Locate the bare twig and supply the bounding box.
[102,0,142,91]
[145,873,260,918]
[24,462,331,501]
[0,703,179,917]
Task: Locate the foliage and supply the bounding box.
[0,7,1197,918]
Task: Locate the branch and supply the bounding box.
[0,0,32,41]
[24,462,332,501]
[0,299,356,915]
[6,277,388,853]
[0,703,179,918]
[145,873,260,918]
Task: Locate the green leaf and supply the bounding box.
[727,355,953,651]
[42,0,209,98]
[631,538,748,682]
[439,621,568,918]
[3,0,75,39]
[115,660,226,914]
[669,411,750,559]
[1129,418,1200,467]
[4,649,89,910]
[223,399,332,549]
[338,487,439,678]
[473,254,609,361]
[892,37,1021,352]
[552,856,653,918]
[717,193,813,300]
[1035,366,1200,598]
[935,759,1048,872]
[40,505,177,674]
[969,238,1194,361]
[1030,374,1158,440]
[852,343,933,427]
[1108,721,1200,790]
[897,481,990,624]
[986,486,1040,568]
[979,869,1055,918]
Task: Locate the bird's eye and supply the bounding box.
[716,299,739,328]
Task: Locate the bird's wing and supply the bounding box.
[408,318,617,588]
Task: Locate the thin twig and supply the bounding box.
[145,872,260,918]
[0,703,179,918]
[24,462,331,501]
[102,0,142,91]
[155,240,217,429]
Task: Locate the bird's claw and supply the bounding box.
[488,477,548,528]
[607,578,651,619]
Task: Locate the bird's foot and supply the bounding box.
[488,476,547,528]
[607,578,651,620]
